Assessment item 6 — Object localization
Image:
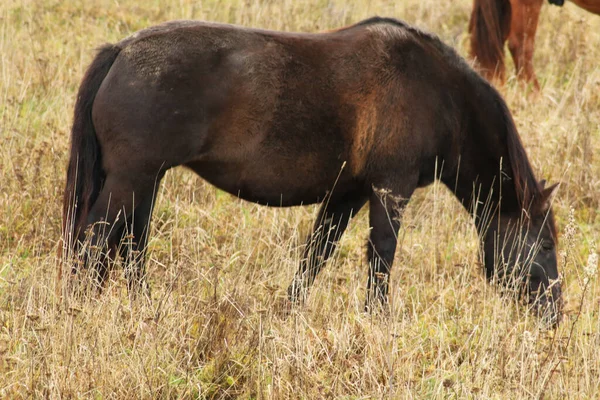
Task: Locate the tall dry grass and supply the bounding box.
[0,0,599,398]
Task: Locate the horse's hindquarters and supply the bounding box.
[91,28,373,206]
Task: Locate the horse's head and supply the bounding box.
[482,181,562,327]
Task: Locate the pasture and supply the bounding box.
[1,0,599,398]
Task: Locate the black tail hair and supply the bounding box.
[62,44,121,251]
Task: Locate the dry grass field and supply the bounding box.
[1,0,599,398]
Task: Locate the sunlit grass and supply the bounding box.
[0,0,599,398]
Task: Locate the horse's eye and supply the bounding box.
[541,241,554,251]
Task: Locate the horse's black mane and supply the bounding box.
[496,95,544,211]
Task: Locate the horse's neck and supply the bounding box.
[442,100,521,233]
[446,165,516,232]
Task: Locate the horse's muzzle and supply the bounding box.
[532,282,563,328]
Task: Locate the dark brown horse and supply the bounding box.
[469,0,600,89]
[63,17,562,324]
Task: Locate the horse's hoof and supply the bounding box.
[272,295,294,318]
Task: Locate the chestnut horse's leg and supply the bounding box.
[81,172,156,288]
[287,195,367,304]
[508,0,543,89]
[365,188,411,312]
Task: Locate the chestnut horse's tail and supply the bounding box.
[62,44,121,253]
[468,0,512,81]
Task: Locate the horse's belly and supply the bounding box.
[186,157,356,207]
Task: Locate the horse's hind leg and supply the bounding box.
[82,172,157,289]
[365,187,411,312]
[119,187,160,297]
[508,0,543,88]
[287,195,367,304]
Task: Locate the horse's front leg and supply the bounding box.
[365,187,412,312]
[287,194,367,304]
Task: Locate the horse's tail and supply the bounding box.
[62,44,121,254]
[468,0,512,81]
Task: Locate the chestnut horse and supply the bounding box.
[469,0,600,89]
[63,17,562,323]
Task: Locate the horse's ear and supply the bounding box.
[539,182,559,212]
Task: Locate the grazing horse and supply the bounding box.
[469,0,600,89]
[63,17,562,324]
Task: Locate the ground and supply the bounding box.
[0,0,599,398]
